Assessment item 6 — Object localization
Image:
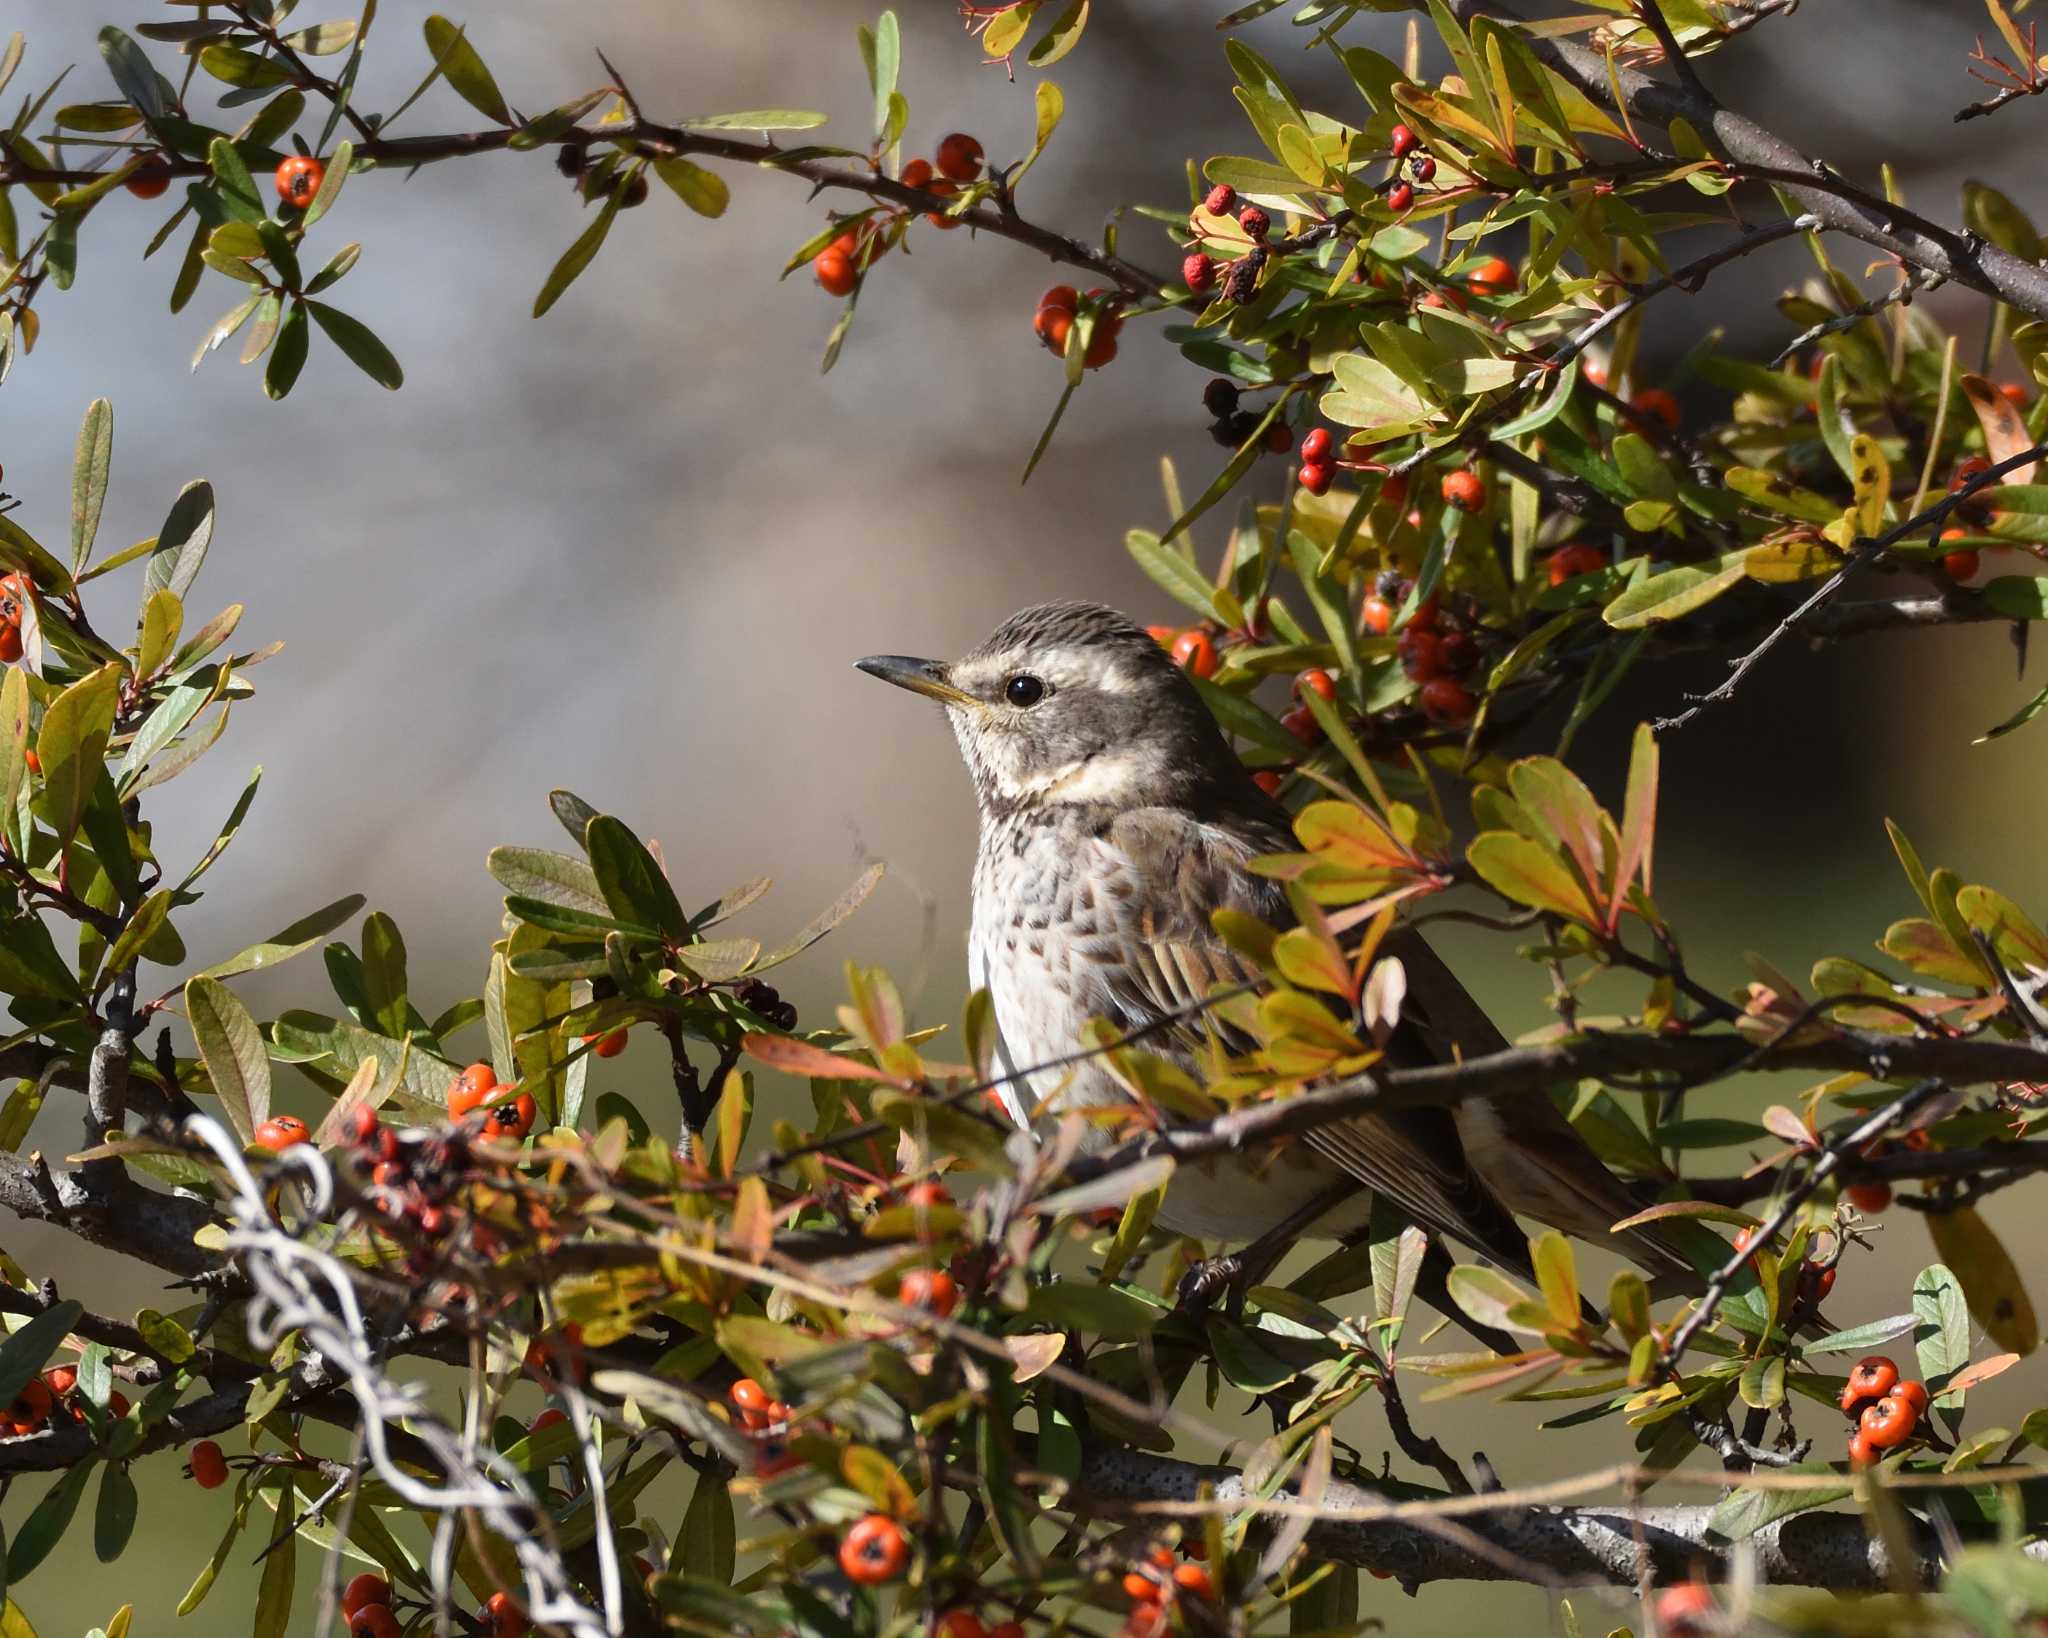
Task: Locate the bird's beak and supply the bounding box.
[854,654,976,707]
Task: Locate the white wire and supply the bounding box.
[187,1114,616,1638]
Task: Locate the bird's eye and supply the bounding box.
[1004,674,1046,707]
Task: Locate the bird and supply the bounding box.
[855,600,1709,1298]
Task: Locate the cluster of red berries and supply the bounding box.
[1033,284,1123,368]
[1181,184,1273,306]
[1385,578,1479,725]
[1119,1542,1214,1637]
[1839,1354,1931,1468]
[0,571,31,664]
[1297,425,1337,495]
[274,154,327,209]
[813,133,983,295]
[1384,123,1437,213]
[340,1571,528,1637]
[4,1364,127,1438]
[728,1377,803,1481]
[447,1060,539,1141]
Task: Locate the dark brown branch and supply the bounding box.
[0,1150,220,1277]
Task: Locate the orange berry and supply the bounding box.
[1145,624,1178,647]
[1170,630,1217,680]
[1039,284,1079,315]
[839,1513,909,1584]
[1122,1605,1169,1638]
[1859,1394,1916,1449]
[815,249,858,297]
[989,1625,1026,1638]
[41,1367,73,1398]
[342,1573,392,1617]
[528,1407,567,1436]
[1038,308,1073,354]
[1547,543,1605,585]
[1846,1181,1892,1213]
[902,1179,951,1210]
[1251,770,1283,796]
[1417,285,1468,312]
[1951,455,1994,490]
[1893,1380,1931,1417]
[23,749,39,777]
[1171,1561,1214,1598]
[2000,380,2030,407]
[1944,548,1980,582]
[1279,704,1320,747]
[349,1608,402,1638]
[1083,323,1121,370]
[253,1115,311,1152]
[1467,255,1516,296]
[274,154,325,207]
[924,178,960,228]
[898,1267,959,1318]
[485,1091,539,1141]
[900,157,934,190]
[458,1062,496,1096]
[189,1439,228,1489]
[936,1614,986,1638]
[1631,388,1681,430]
[1360,594,1395,635]
[1847,1431,1879,1468]
[484,1590,529,1637]
[730,1377,774,1429]
[1293,668,1336,705]
[1123,1569,1164,1603]
[1654,1584,1716,1636]
[1844,1357,1899,1408]
[1441,468,1485,511]
[582,1027,627,1058]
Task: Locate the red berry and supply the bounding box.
[1251,770,1284,796]
[1183,252,1217,294]
[1389,124,1418,158]
[730,1377,774,1429]
[1172,1562,1214,1598]
[1145,625,1178,647]
[1631,388,1681,430]
[349,1608,402,1638]
[274,155,325,206]
[1387,181,1413,212]
[584,1027,628,1058]
[839,1514,910,1584]
[1360,594,1395,635]
[1843,1357,1899,1410]
[1653,1585,1716,1637]
[1547,543,1606,586]
[923,178,960,228]
[1170,630,1218,680]
[1294,668,1337,705]
[42,1367,73,1399]
[486,1092,538,1141]
[1279,705,1321,747]
[899,1267,959,1318]
[458,1062,496,1097]
[1999,380,2031,407]
[1300,427,1333,464]
[1944,549,1980,582]
[900,157,934,190]
[814,250,857,297]
[1796,1262,1836,1305]
[989,1625,1026,1638]
[935,133,984,182]
[342,1574,392,1617]
[1847,1431,1879,1468]
[125,162,172,200]
[1894,1380,1931,1417]
[1202,183,1236,217]
[1859,1394,1916,1449]
[346,1105,381,1145]
[1035,307,1074,353]
[1238,206,1270,241]
[484,1590,530,1637]
[1398,628,1444,680]
[1418,676,1476,724]
[1468,256,1516,296]
[1410,155,1437,183]
[253,1115,310,1152]
[1952,455,1994,488]
[189,1439,229,1488]
[935,1614,986,1638]
[1441,468,1485,511]
[1298,462,1334,496]
[1846,1181,1892,1213]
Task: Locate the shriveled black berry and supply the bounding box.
[1207,418,1239,448]
[556,142,588,179]
[1203,378,1240,419]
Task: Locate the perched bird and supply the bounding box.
[856,600,1704,1289]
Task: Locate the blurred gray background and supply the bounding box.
[5,0,2048,1630]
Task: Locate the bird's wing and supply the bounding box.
[1071,808,1535,1275]
[1383,925,1708,1286]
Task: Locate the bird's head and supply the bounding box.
[856,600,1257,818]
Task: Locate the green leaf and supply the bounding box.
[305,302,402,389]
[642,157,729,220]
[133,1309,194,1365]
[299,137,351,231]
[102,891,175,979]
[7,1460,97,1582]
[145,481,214,605]
[1705,1462,1847,1541]
[1126,530,1226,623]
[0,916,85,1003]
[1467,831,1599,924]
[0,670,28,850]
[198,44,294,90]
[586,816,688,940]
[1914,1263,1972,1418]
[205,137,264,225]
[91,1465,135,1564]
[263,301,310,400]
[185,974,271,1142]
[0,1303,82,1410]
[679,1471,736,1585]
[866,11,900,138]
[1601,556,1747,630]
[486,847,608,916]
[1982,576,2048,619]
[677,110,829,132]
[197,894,364,980]
[1021,1283,1164,1338]
[96,29,167,122]
[533,190,623,318]
[420,17,510,124]
[70,400,112,574]
[37,663,122,847]
[252,1475,295,1638]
